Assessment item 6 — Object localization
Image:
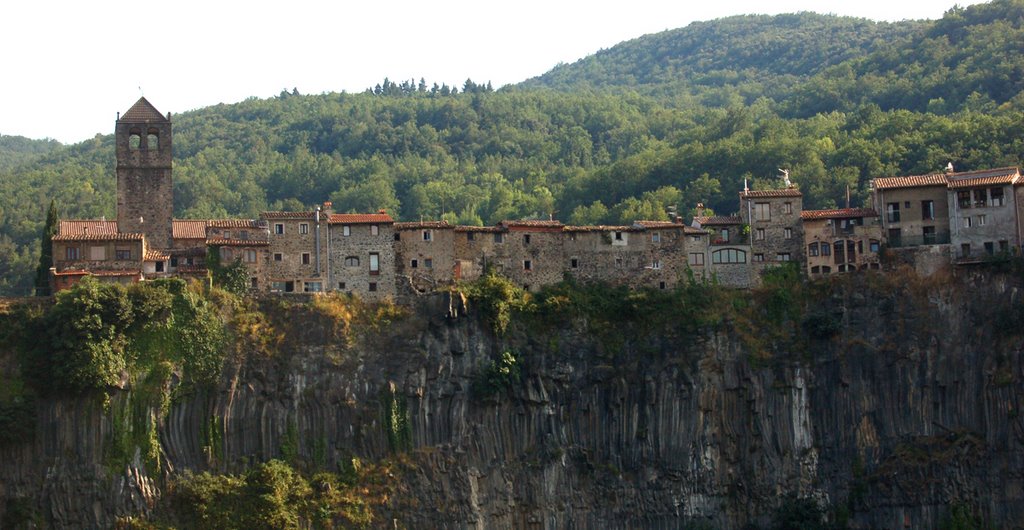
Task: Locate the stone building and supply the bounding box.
[692,215,752,288]
[206,219,271,290]
[116,98,174,250]
[327,211,396,300]
[394,221,456,293]
[452,225,508,281]
[491,220,567,291]
[945,167,1022,261]
[871,172,951,248]
[51,220,144,290]
[262,211,328,293]
[800,208,882,276]
[739,188,804,268]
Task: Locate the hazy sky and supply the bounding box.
[2,0,984,144]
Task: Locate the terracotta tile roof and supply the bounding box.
[54,269,141,278]
[872,173,949,190]
[207,219,264,228]
[59,220,118,236]
[53,232,144,242]
[329,213,394,225]
[454,225,505,232]
[144,250,170,261]
[740,188,802,198]
[632,220,687,229]
[800,208,878,220]
[693,216,742,226]
[206,238,269,246]
[562,225,642,233]
[172,220,208,239]
[261,211,316,220]
[120,97,168,122]
[500,219,564,228]
[394,221,452,230]
[947,167,1020,189]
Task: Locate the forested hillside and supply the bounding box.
[0,0,1022,295]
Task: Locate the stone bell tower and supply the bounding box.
[116,97,173,248]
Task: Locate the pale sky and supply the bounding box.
[1,0,984,144]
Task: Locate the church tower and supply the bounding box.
[116,97,173,249]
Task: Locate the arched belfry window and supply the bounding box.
[128,129,142,150]
[147,128,159,150]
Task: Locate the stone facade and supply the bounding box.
[328,212,396,300]
[116,98,173,250]
[739,188,804,274]
[801,208,882,276]
[262,212,328,293]
[693,216,753,288]
[872,173,951,248]
[207,219,271,290]
[394,221,456,293]
[946,168,1022,261]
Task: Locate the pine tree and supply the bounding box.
[34,200,58,296]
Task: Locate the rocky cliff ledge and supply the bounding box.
[1,270,1023,528]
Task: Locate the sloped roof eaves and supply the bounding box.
[872,173,949,190]
[172,220,209,239]
[206,238,270,247]
[948,174,1018,190]
[53,233,144,242]
[694,216,743,226]
[207,219,264,229]
[562,225,642,233]
[500,220,565,228]
[454,225,505,233]
[800,208,878,220]
[328,213,394,225]
[740,188,803,198]
[58,220,118,236]
[120,97,168,122]
[394,221,452,230]
[261,211,317,220]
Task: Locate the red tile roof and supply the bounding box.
[633,220,686,229]
[454,225,505,232]
[872,173,948,190]
[206,238,269,246]
[394,221,452,230]
[947,167,1019,189]
[562,225,641,233]
[53,232,144,242]
[59,220,118,236]
[207,219,264,228]
[500,219,564,228]
[740,188,802,198]
[261,211,316,220]
[329,213,394,225]
[801,208,878,220]
[144,250,170,261]
[172,220,208,239]
[693,216,742,226]
[120,97,168,122]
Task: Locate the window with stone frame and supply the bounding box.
[274,223,284,235]
[808,242,819,256]
[755,228,765,240]
[754,202,771,221]
[784,228,793,239]
[300,223,309,235]
[369,253,380,274]
[343,225,351,236]
[301,253,311,265]
[688,252,704,266]
[371,224,379,235]
[344,256,359,267]
[65,246,80,260]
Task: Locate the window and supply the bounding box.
[116,248,132,260]
[251,277,258,289]
[712,248,747,264]
[523,234,531,244]
[466,232,475,241]
[411,259,418,269]
[974,189,987,208]
[240,230,248,239]
[271,281,287,292]
[369,253,380,274]
[961,243,971,257]
[721,229,730,243]
[808,242,819,256]
[368,282,378,292]
[985,242,995,255]
[245,250,257,263]
[422,230,431,241]
[570,258,579,269]
[886,202,900,223]
[274,252,283,262]
[90,246,106,260]
[652,232,661,243]
[869,239,880,252]
[962,216,972,228]
[129,133,141,150]
[990,187,1005,207]
[834,242,845,264]
[1000,240,1009,252]
[274,223,284,235]
[155,261,164,272]
[688,253,704,266]
[523,260,532,271]
[783,202,793,214]
[777,253,791,262]
[147,131,159,150]
[650,260,662,269]
[338,282,346,290]
[223,231,232,239]
[300,223,309,234]
[904,201,911,209]
[754,202,771,221]
[494,233,504,243]
[922,200,935,220]
[344,256,359,267]
[424,258,433,269]
[371,225,379,236]
[301,253,311,265]
[784,228,792,239]
[394,233,401,241]
[342,225,351,236]
[221,248,233,261]
[614,231,623,241]
[753,253,765,262]
[170,257,178,267]
[304,281,323,293]
[957,191,971,209]
[821,243,831,256]
[976,215,986,226]
[659,281,667,290]
[755,228,765,241]
[888,228,902,247]
[65,246,80,260]
[811,266,820,274]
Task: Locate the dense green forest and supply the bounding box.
[1,0,1022,295]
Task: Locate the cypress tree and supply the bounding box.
[34,200,58,296]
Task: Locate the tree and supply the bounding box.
[34,200,58,296]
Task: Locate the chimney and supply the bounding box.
[323,201,333,213]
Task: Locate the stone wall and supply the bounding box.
[394,222,456,293]
[327,221,396,300]
[262,213,328,293]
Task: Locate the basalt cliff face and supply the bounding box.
[2,272,1023,529]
